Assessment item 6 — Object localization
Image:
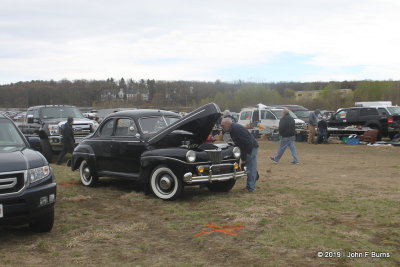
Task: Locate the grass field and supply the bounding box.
[0,140,399,267]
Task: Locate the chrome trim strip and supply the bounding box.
[74,152,95,156]
[183,170,246,184]
[140,155,236,165]
[0,170,28,196]
[0,178,17,189]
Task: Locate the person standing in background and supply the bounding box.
[308,109,320,144]
[317,118,328,144]
[270,108,300,164]
[56,117,75,165]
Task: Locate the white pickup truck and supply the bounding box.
[238,107,307,139]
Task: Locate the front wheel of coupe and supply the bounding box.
[150,166,182,200]
[79,159,98,187]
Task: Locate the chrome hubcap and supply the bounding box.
[159,175,172,191]
[83,166,91,180]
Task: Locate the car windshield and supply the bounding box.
[164,116,180,125]
[270,110,298,119]
[40,107,84,119]
[387,107,400,115]
[0,119,26,152]
[139,116,180,134]
[293,110,311,118]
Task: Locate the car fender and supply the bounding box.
[140,155,188,181]
[71,144,97,173]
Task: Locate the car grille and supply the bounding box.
[0,171,26,195]
[211,165,234,174]
[205,149,222,164]
[72,124,92,137]
[295,122,306,130]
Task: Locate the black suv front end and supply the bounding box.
[0,115,56,232]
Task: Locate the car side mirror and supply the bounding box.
[27,115,34,123]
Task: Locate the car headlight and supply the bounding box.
[233,147,241,159]
[48,124,59,135]
[186,150,196,163]
[29,166,50,183]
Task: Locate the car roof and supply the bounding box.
[107,109,180,119]
[272,105,308,111]
[340,107,378,110]
[241,107,285,111]
[27,105,76,110]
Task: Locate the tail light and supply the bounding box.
[387,117,394,125]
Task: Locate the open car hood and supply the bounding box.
[148,103,221,145]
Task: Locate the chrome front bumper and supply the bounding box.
[183,164,247,184]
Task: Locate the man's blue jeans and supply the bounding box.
[273,136,299,163]
[317,129,328,144]
[245,147,258,192]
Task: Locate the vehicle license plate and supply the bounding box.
[0,204,3,218]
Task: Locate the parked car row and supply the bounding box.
[1,103,248,232]
[232,102,400,141]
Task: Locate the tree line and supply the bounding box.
[1,79,399,111]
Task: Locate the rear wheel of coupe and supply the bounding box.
[79,160,98,187]
[29,207,54,232]
[206,179,236,192]
[150,166,182,200]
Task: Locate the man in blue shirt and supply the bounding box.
[221,117,259,192]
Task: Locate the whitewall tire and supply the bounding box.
[79,159,98,187]
[150,166,182,200]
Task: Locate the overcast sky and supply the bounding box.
[1,0,400,84]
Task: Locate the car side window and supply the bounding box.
[377,108,387,116]
[115,118,137,136]
[240,111,252,120]
[346,109,357,119]
[261,110,276,120]
[360,108,378,116]
[335,110,347,120]
[164,116,180,125]
[100,119,114,137]
[33,109,40,119]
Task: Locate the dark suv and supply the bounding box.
[0,115,56,232]
[328,107,400,139]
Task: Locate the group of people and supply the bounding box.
[222,107,328,193]
[221,108,299,193]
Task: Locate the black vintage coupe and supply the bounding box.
[70,103,246,200]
